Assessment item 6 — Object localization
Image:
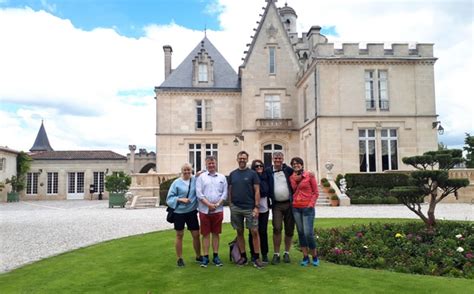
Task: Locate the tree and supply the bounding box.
[464,133,474,168]
[391,149,469,229]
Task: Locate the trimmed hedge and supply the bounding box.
[345,173,409,189]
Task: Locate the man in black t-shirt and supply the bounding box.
[228,151,264,269]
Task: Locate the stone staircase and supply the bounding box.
[126,195,159,209]
[316,185,331,206]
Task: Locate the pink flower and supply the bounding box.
[465,252,473,259]
[356,232,364,238]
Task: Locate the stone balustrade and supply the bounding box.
[255,118,293,131]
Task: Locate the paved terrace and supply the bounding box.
[0,200,472,273]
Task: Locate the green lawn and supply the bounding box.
[1,218,473,293]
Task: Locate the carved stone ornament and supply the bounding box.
[325,161,334,171]
[267,24,278,38]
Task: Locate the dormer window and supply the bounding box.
[192,47,214,87]
[199,63,208,82]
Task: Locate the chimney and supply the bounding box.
[163,45,173,79]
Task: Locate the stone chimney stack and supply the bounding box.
[163,45,173,79]
[306,26,328,52]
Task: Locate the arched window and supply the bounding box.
[263,144,283,167]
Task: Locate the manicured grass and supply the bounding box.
[1,218,473,293]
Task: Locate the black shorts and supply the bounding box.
[174,210,200,231]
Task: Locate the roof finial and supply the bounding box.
[204,24,207,38]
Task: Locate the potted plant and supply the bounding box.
[322,181,331,193]
[5,152,31,202]
[105,171,131,208]
[330,194,340,207]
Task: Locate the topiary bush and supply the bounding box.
[316,221,473,278]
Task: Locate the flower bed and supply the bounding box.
[316,222,473,278]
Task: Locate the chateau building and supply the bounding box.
[156,0,439,177]
[0,121,158,201]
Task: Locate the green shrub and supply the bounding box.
[323,181,331,188]
[320,177,328,184]
[328,188,336,194]
[105,172,131,193]
[335,174,344,188]
[316,221,474,278]
[159,177,178,206]
[385,196,399,204]
[345,173,409,189]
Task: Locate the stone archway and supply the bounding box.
[139,163,156,173]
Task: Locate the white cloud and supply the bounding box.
[0,0,472,155]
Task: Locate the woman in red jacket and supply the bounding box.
[289,157,320,267]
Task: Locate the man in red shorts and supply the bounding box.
[196,155,228,267]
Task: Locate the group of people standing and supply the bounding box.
[166,151,320,269]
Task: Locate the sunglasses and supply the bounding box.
[254,164,264,168]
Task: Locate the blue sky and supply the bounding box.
[0,0,472,155]
[3,0,222,37]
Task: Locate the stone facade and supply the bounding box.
[0,147,20,202]
[155,0,439,177]
[25,158,127,201]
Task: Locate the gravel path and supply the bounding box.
[0,200,472,273]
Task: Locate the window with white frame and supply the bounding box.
[263,144,283,167]
[189,144,202,172]
[26,172,39,195]
[381,129,398,171]
[205,143,218,170]
[47,172,58,194]
[0,158,5,171]
[68,172,84,194]
[365,70,389,110]
[195,100,212,130]
[205,100,212,130]
[269,47,276,74]
[198,63,208,82]
[264,95,281,118]
[359,129,376,172]
[303,86,309,122]
[365,71,375,110]
[93,172,105,193]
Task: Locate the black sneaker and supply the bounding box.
[283,252,291,263]
[253,259,264,269]
[271,254,280,265]
[195,256,203,263]
[177,258,185,267]
[262,255,269,264]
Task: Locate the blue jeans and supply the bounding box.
[292,207,316,250]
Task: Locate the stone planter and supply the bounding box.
[7,192,19,202]
[330,196,339,207]
[109,193,127,208]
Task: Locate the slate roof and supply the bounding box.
[30,151,127,161]
[157,37,240,91]
[30,121,54,152]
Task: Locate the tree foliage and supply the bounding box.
[105,171,131,193]
[464,133,474,168]
[392,149,469,228]
[6,152,32,193]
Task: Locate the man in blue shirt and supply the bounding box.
[228,151,264,269]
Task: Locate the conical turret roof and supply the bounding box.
[30,121,54,152]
